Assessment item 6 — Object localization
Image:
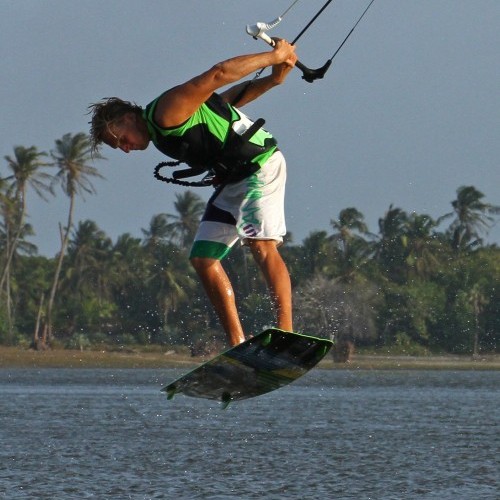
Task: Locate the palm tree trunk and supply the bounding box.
[5,265,13,344]
[0,224,12,294]
[33,293,45,349]
[46,195,74,343]
[0,195,26,292]
[472,313,480,358]
[1,197,27,344]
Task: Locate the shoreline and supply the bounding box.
[1,346,499,371]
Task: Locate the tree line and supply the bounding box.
[1,133,499,356]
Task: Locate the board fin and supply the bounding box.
[166,385,177,400]
[221,391,232,409]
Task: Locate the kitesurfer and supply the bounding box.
[89,40,297,346]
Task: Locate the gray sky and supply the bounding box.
[1,0,499,256]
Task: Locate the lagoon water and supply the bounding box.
[0,368,498,499]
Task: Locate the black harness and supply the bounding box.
[154,118,276,187]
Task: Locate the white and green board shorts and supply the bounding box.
[190,151,287,260]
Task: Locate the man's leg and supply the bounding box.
[247,239,293,332]
[190,256,246,347]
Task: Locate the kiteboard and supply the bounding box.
[161,328,333,407]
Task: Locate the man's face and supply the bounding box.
[103,113,150,153]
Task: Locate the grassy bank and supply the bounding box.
[1,346,499,370]
[0,346,195,370]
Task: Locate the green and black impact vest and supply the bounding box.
[143,92,278,183]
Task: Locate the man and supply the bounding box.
[89,39,298,347]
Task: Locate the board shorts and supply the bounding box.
[189,151,287,260]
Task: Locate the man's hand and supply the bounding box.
[271,39,298,68]
[268,39,297,85]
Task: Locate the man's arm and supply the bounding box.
[220,60,295,107]
[153,40,297,127]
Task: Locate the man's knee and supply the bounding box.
[248,239,278,263]
[190,256,205,270]
[190,256,217,274]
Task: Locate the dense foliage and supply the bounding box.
[1,135,499,355]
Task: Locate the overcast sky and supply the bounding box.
[1,0,499,256]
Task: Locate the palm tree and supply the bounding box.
[0,180,16,270]
[141,210,199,340]
[440,186,500,252]
[404,213,442,279]
[150,242,195,339]
[375,205,408,283]
[65,220,112,297]
[331,208,369,246]
[1,146,52,291]
[330,207,371,282]
[111,233,151,299]
[58,220,113,336]
[43,133,104,345]
[111,233,148,287]
[299,230,335,278]
[165,191,205,248]
[141,213,171,251]
[0,200,37,342]
[467,283,488,358]
[139,191,205,334]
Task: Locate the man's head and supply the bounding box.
[88,97,150,154]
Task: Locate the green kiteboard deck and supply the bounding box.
[161,328,333,406]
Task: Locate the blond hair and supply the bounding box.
[88,97,143,153]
